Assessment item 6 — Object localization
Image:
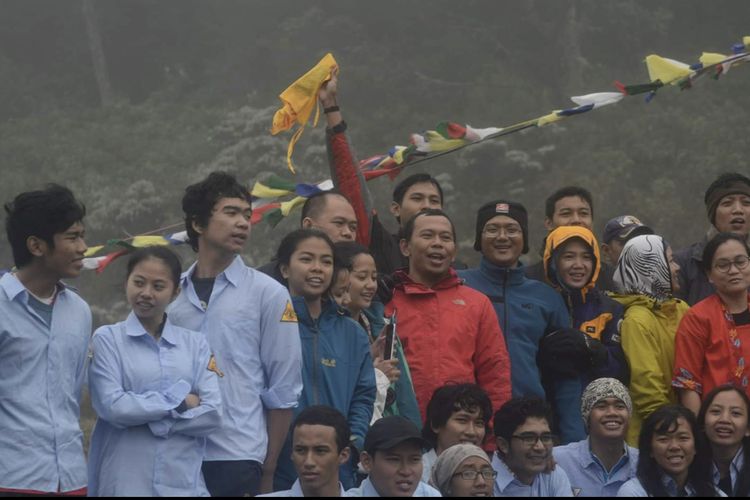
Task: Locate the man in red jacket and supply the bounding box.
[385,208,512,420]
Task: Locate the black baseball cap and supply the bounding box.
[364,416,428,454]
[602,215,653,244]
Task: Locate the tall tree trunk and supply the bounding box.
[82,0,114,106]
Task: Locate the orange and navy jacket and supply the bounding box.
[385,269,512,421]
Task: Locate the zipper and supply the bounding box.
[311,321,320,405]
[502,268,509,334]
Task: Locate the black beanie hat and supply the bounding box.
[473,200,529,253]
[704,172,750,225]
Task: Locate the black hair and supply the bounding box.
[300,190,348,222]
[704,172,750,205]
[701,232,750,273]
[4,184,86,268]
[181,172,251,252]
[293,405,351,453]
[544,186,594,220]
[392,173,444,206]
[637,405,717,497]
[333,241,371,271]
[401,208,457,243]
[126,246,183,289]
[493,397,553,445]
[422,383,493,450]
[698,384,750,497]
[277,228,336,268]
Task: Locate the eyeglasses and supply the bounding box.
[453,469,498,481]
[714,255,750,273]
[511,432,555,446]
[483,225,522,238]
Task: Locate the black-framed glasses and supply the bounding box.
[453,469,498,481]
[714,255,750,273]
[511,432,555,446]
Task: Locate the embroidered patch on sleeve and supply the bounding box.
[281,300,298,323]
[207,354,225,378]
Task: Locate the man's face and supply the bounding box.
[291,424,349,495]
[361,441,424,497]
[433,407,486,454]
[34,221,88,279]
[601,238,626,267]
[391,182,442,229]
[714,193,750,236]
[588,397,630,441]
[303,194,358,242]
[196,197,252,255]
[555,238,594,289]
[400,215,456,285]
[497,417,553,481]
[480,215,524,268]
[544,196,592,231]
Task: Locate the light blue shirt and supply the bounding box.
[0,273,91,493]
[344,477,442,497]
[259,479,346,497]
[168,255,303,462]
[712,446,744,495]
[421,448,438,484]
[617,475,727,497]
[492,452,573,497]
[553,438,638,497]
[87,312,222,496]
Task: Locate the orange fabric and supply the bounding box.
[385,270,511,420]
[542,226,601,292]
[673,294,750,398]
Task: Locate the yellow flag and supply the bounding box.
[699,52,728,66]
[645,55,691,84]
[271,53,338,174]
[131,236,170,248]
[251,182,293,199]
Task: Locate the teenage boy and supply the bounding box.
[345,416,441,497]
[420,383,494,483]
[554,378,638,497]
[385,209,511,420]
[0,185,91,495]
[261,406,350,497]
[675,172,750,304]
[492,398,573,497]
[168,172,303,496]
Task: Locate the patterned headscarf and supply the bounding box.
[613,234,673,302]
[580,377,632,428]
[429,443,491,495]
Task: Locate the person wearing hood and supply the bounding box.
[610,234,688,446]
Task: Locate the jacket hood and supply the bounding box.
[543,226,601,294]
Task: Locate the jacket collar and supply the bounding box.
[291,296,347,326]
[124,311,179,345]
[0,272,70,302]
[181,254,244,288]
[393,268,463,294]
[478,257,526,286]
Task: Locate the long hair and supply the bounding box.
[698,384,750,496]
[636,405,717,497]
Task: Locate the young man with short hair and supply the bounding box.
[675,172,750,304]
[0,185,91,496]
[600,215,653,267]
[345,416,441,497]
[168,172,303,496]
[384,209,511,421]
[261,406,350,497]
[554,378,638,497]
[420,383,493,483]
[492,398,573,497]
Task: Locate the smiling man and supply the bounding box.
[0,185,91,496]
[168,172,303,496]
[554,378,639,497]
[675,172,750,305]
[492,398,573,497]
[385,209,511,421]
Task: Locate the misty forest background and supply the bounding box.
[2,0,750,443]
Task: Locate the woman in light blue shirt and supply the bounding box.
[88,247,222,496]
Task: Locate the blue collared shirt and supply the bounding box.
[344,477,442,497]
[712,446,744,496]
[492,453,573,497]
[87,312,222,496]
[259,479,346,497]
[617,475,727,497]
[0,273,91,492]
[168,255,303,462]
[553,438,638,497]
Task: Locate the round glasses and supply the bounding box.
[483,225,522,238]
[713,255,750,273]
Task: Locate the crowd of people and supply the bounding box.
[2,70,750,497]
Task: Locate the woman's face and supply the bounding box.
[126,257,178,322]
[650,417,696,480]
[555,238,594,289]
[704,389,750,450]
[448,455,494,497]
[281,237,334,301]
[330,269,351,308]
[708,240,750,296]
[347,253,378,313]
